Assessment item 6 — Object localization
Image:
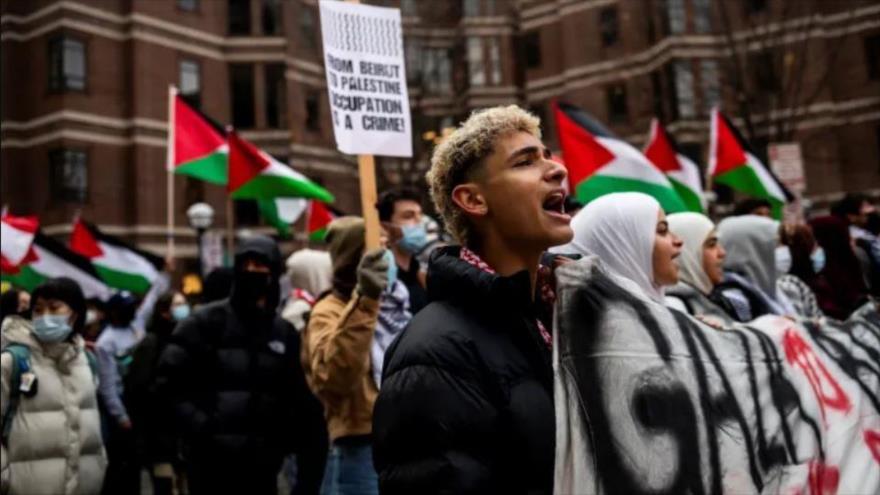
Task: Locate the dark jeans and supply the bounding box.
[101,423,140,495]
[320,439,378,495]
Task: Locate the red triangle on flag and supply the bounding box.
[69,219,104,259]
[710,110,748,176]
[307,200,335,235]
[644,119,681,173]
[553,102,616,188]
[173,95,226,166]
[227,130,270,193]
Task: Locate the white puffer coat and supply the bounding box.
[0,316,107,495]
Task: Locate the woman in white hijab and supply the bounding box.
[567,192,682,302]
[714,214,796,321]
[665,212,736,322]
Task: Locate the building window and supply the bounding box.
[605,84,629,124]
[752,52,778,91]
[599,7,619,47]
[405,38,422,83]
[673,61,696,118]
[265,64,286,128]
[693,0,712,33]
[261,0,281,35]
[48,36,86,91]
[463,0,480,17]
[305,90,320,132]
[665,0,686,35]
[230,63,255,128]
[178,0,198,11]
[179,59,201,108]
[300,7,317,50]
[50,149,88,203]
[467,37,485,87]
[866,35,880,80]
[700,60,720,115]
[523,31,541,69]
[488,37,502,85]
[423,48,452,93]
[746,0,767,14]
[228,0,251,35]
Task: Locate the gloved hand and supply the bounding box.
[356,248,389,299]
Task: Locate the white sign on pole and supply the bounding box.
[201,230,224,275]
[319,0,412,158]
[768,143,806,193]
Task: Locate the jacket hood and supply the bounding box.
[325,217,365,297]
[231,234,282,314]
[427,246,533,311]
[286,248,332,296]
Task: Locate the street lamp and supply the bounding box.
[186,202,214,277]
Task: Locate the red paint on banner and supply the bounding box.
[783,329,851,422]
[866,429,880,464]
[807,461,839,495]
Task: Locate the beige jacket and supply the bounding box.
[0,317,107,495]
[302,292,380,442]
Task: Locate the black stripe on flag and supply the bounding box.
[85,221,165,271]
[34,232,105,279]
[555,101,617,139]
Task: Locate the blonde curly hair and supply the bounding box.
[426,105,541,246]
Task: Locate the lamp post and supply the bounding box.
[186,202,214,277]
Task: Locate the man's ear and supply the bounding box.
[451,183,488,218]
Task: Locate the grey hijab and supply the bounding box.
[716,214,779,297]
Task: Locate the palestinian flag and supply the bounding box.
[169,89,228,184]
[257,197,308,238]
[709,108,793,218]
[307,201,336,242]
[554,102,686,213]
[644,118,705,212]
[1,232,111,300]
[69,219,164,294]
[227,131,335,202]
[1,214,38,273]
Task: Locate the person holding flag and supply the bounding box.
[373,105,572,494]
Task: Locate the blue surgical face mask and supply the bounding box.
[32,314,73,343]
[384,249,398,289]
[811,247,826,274]
[171,304,191,322]
[775,245,792,275]
[398,224,428,255]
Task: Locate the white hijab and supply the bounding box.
[568,192,664,302]
[667,212,715,295]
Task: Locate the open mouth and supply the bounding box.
[542,191,570,221]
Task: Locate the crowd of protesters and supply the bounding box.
[2,105,877,495]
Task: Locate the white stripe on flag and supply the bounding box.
[96,242,160,283]
[595,137,674,187]
[0,221,34,265]
[32,246,111,300]
[746,152,787,203]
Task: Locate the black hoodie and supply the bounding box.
[156,235,328,495]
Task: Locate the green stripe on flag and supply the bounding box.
[576,175,687,213]
[94,264,152,294]
[231,174,335,202]
[1,265,47,292]
[669,178,704,213]
[309,228,328,242]
[714,165,784,218]
[175,152,228,185]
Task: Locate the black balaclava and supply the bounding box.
[230,235,282,318]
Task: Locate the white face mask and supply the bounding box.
[85,309,98,326]
[775,245,792,275]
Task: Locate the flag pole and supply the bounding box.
[226,197,234,266]
[166,85,178,260]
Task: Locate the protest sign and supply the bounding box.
[319,0,412,158]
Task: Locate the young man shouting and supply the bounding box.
[372,105,573,494]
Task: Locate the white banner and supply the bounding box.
[319,0,412,157]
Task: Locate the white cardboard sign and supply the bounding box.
[319,0,412,157]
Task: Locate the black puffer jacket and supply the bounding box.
[156,236,327,495]
[373,246,554,494]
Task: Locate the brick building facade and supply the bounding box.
[2,0,878,257]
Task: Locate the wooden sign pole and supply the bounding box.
[358,155,381,250]
[345,0,381,251]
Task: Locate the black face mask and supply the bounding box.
[236,271,273,299]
